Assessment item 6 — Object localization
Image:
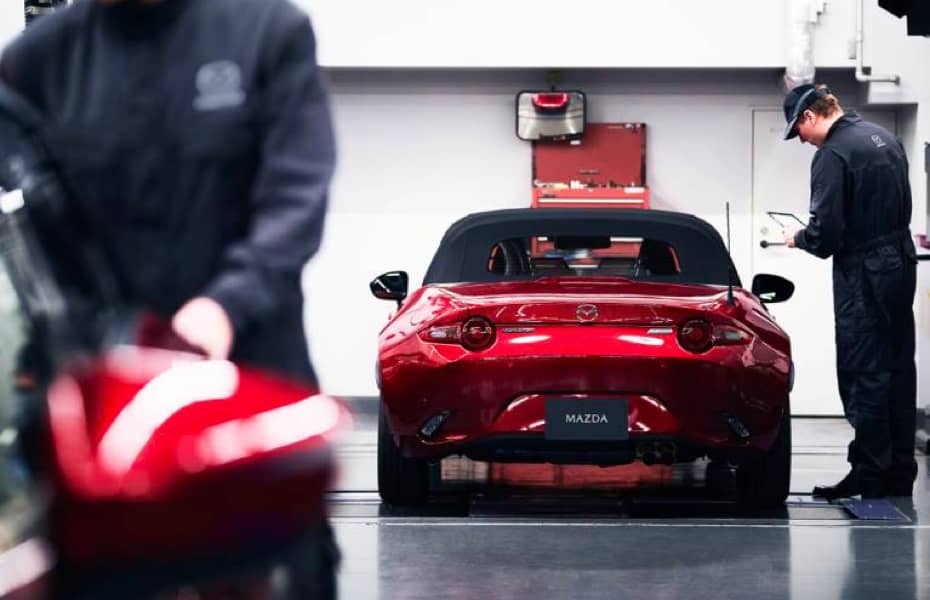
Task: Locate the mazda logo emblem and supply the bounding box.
[576,304,599,322]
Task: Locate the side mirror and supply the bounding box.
[370,271,408,306]
[751,274,795,304]
[515,90,586,141]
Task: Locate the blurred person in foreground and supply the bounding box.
[781,83,917,500]
[0,0,338,596]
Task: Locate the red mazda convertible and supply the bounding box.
[370,209,794,507]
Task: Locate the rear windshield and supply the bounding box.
[487,235,681,280]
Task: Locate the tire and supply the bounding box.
[736,405,792,508]
[377,405,429,505]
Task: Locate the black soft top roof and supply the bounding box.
[423,208,740,286]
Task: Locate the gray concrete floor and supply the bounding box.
[329,416,930,600]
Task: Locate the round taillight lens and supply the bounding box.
[460,317,496,351]
[678,319,713,353]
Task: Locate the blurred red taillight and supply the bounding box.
[677,319,714,353]
[420,317,496,351]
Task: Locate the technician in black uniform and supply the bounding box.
[781,84,917,499]
[0,0,335,382]
[0,0,338,595]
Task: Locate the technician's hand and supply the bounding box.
[171,297,234,360]
[782,227,800,248]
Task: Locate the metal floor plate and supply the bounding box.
[838,498,911,521]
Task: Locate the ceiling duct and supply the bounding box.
[784,0,823,90]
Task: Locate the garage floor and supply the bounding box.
[329,411,930,600]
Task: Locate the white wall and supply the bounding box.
[0,2,24,50]
[304,0,860,69]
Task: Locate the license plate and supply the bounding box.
[544,398,629,441]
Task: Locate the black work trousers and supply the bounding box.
[833,238,918,496]
[838,366,917,496]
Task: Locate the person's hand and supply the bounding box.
[783,227,800,248]
[171,297,234,359]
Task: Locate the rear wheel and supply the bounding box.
[378,406,429,505]
[736,406,792,508]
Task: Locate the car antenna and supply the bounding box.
[726,201,735,306]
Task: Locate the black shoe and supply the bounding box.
[812,472,859,500]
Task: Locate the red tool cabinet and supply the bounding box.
[530,123,650,257]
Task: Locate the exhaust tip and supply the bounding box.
[725,415,751,441]
[638,442,677,466]
[657,442,677,465]
[419,411,451,439]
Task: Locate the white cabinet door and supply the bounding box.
[750,109,897,416]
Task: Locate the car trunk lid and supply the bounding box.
[436,277,729,325]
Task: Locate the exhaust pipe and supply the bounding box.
[419,410,450,439]
[638,442,677,466]
[657,442,677,465]
[637,444,657,465]
[725,414,751,442]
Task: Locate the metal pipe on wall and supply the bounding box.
[855,0,900,84]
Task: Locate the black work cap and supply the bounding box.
[782,84,824,140]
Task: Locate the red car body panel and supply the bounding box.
[45,346,352,564]
[378,277,790,462]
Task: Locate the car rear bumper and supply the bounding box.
[381,353,789,459]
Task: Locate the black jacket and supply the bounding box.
[0,0,336,382]
[795,112,911,259]
[794,112,916,371]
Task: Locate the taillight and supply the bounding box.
[420,317,496,351]
[677,319,714,353]
[461,317,496,351]
[677,320,750,353]
[421,325,460,342]
[713,325,750,346]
